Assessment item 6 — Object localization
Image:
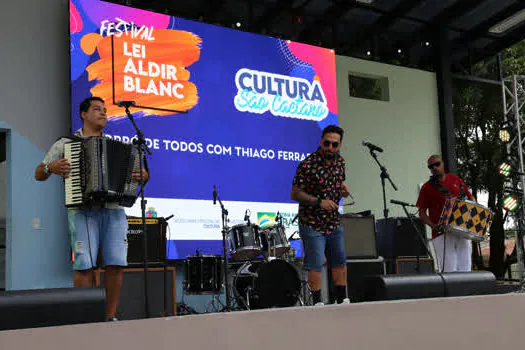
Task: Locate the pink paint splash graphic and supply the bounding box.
[288,42,338,115]
[70,0,83,33]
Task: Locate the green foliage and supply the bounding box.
[452,40,525,276]
[453,80,504,199]
[502,40,525,77]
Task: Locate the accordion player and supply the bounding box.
[64,136,142,208]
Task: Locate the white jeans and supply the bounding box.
[432,234,472,272]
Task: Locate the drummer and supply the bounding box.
[416,155,476,272]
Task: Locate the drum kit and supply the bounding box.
[182,190,309,312]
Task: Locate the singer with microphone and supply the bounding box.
[34,96,149,321]
[416,155,475,272]
[290,125,350,306]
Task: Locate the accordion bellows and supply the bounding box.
[64,137,140,208]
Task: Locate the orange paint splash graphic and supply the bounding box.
[80,29,201,118]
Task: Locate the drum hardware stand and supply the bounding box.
[213,185,233,311]
[390,200,433,274]
[366,148,398,218]
[268,212,283,259]
[264,229,278,260]
[205,294,226,313]
[298,280,313,306]
[177,288,200,316]
[120,101,153,318]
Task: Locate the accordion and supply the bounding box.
[64,137,140,208]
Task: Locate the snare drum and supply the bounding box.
[437,198,493,242]
[229,224,262,261]
[183,255,223,294]
[260,224,290,257]
[234,259,300,310]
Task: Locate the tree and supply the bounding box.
[453,79,506,276]
[453,40,525,277]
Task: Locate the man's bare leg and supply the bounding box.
[104,266,123,320]
[74,270,94,287]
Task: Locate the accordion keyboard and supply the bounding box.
[64,142,83,207]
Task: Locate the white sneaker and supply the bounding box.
[314,302,324,306]
[341,298,351,304]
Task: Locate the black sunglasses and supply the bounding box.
[428,161,441,169]
[323,140,339,148]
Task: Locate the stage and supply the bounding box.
[0,293,523,350]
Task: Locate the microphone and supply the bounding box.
[390,199,416,207]
[164,214,174,221]
[291,213,298,224]
[117,100,136,107]
[362,140,383,153]
[244,209,251,224]
[213,185,217,205]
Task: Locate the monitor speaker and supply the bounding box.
[0,287,105,331]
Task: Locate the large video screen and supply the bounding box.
[69,0,339,259]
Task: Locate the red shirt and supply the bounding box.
[416,174,473,239]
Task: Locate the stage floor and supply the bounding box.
[1,293,524,350]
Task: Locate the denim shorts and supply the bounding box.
[299,225,347,272]
[68,208,128,270]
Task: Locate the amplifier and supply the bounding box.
[127,217,167,266]
[341,214,377,258]
[395,257,435,274]
[376,217,429,259]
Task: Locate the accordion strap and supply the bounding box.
[430,175,451,197]
[56,135,84,143]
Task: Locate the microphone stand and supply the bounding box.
[368,149,398,218]
[390,200,433,274]
[122,104,152,318]
[214,186,232,311]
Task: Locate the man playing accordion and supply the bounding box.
[34,96,149,321]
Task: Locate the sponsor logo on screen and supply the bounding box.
[257,212,298,229]
[234,68,328,121]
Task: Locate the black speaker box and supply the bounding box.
[376,217,428,259]
[346,258,386,303]
[341,214,377,258]
[0,287,106,331]
[441,271,496,296]
[127,217,167,266]
[363,271,496,302]
[364,274,444,301]
[95,267,176,320]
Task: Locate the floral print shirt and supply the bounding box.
[292,148,346,234]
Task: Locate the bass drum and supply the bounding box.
[234,259,300,310]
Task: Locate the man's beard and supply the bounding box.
[323,151,335,160]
